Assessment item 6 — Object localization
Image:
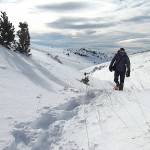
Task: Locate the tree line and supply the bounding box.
[0,11,31,55]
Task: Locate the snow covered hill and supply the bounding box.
[1,44,150,150]
[31,45,115,70]
[0,44,88,150]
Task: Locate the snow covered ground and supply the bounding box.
[1,44,150,150]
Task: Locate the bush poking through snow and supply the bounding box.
[47,53,63,64]
[81,72,89,85]
[81,76,89,85]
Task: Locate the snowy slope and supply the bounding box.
[1,44,150,150]
[0,45,89,150]
[31,45,114,70]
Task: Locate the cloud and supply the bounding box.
[37,2,89,12]
[31,30,148,50]
[119,38,150,43]
[123,15,150,23]
[132,2,145,8]
[46,17,116,30]
[118,38,150,50]
[31,32,64,43]
[0,0,23,3]
[84,30,97,35]
[0,0,9,2]
[0,0,10,3]
[31,32,67,46]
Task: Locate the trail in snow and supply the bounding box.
[4,89,103,150]
[5,79,150,150]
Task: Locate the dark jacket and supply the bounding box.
[110,52,130,72]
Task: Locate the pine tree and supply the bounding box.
[0,11,15,48]
[16,22,31,55]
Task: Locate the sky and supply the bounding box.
[0,0,150,50]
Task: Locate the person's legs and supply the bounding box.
[119,72,126,90]
[114,71,119,84]
[114,71,119,88]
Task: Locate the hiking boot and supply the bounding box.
[119,83,124,91]
[114,83,119,90]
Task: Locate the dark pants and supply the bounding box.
[114,71,125,90]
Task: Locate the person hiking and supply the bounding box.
[109,48,130,90]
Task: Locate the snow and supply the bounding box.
[0,44,150,150]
